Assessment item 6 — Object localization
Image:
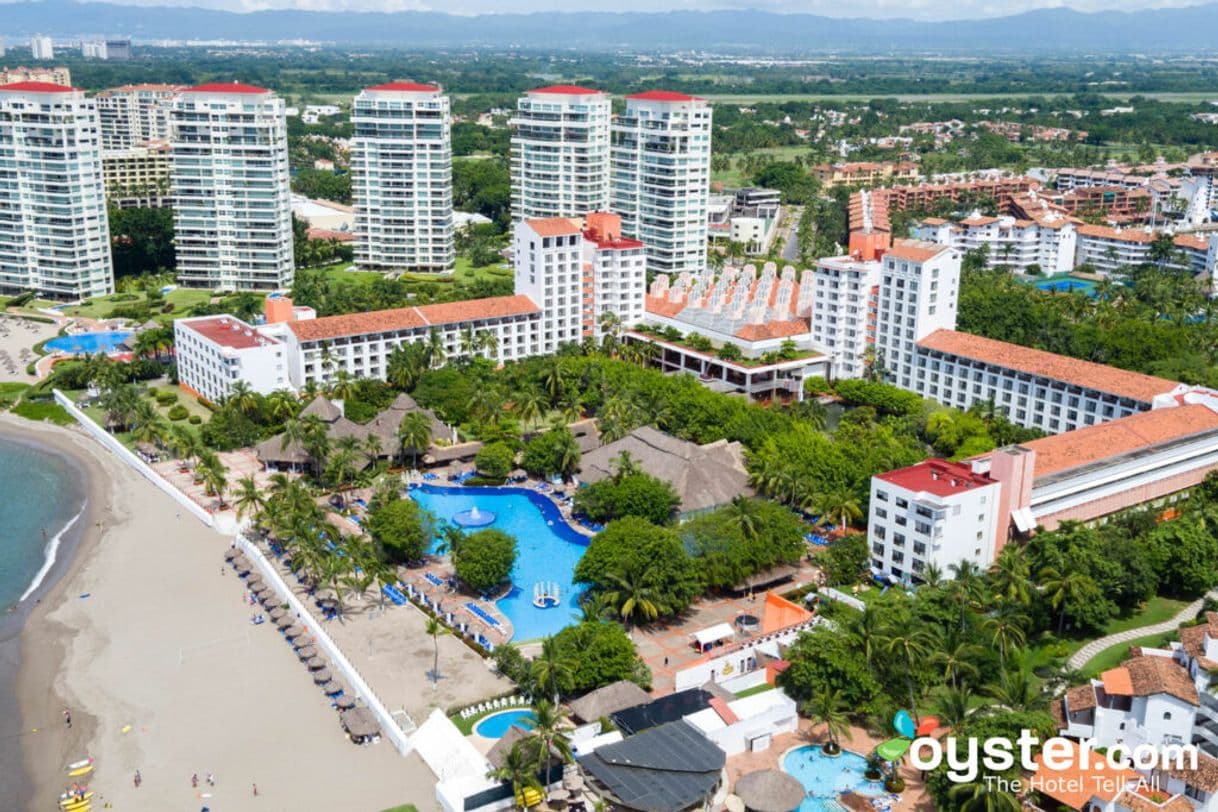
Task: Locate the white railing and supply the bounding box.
[53,389,215,528]
[237,535,414,757]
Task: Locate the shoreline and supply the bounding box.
[0,414,106,811]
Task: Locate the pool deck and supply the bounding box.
[727,719,931,812]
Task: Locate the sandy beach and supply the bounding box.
[5,414,437,811]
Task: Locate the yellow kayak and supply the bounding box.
[60,794,92,810]
[514,787,542,808]
[66,764,93,778]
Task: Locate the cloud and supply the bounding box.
[74,0,1209,20]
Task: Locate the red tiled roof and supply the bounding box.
[183,82,269,94]
[734,319,810,341]
[1022,404,1218,478]
[528,84,604,95]
[709,697,739,725]
[887,239,950,263]
[1065,684,1097,712]
[584,230,643,250]
[525,217,582,238]
[1032,740,1139,811]
[876,459,997,498]
[0,81,77,93]
[916,329,1178,403]
[1077,224,1157,244]
[306,228,355,242]
[184,316,277,350]
[626,90,702,102]
[366,82,440,93]
[287,295,539,343]
[1175,234,1210,251]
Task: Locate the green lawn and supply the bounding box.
[450,701,532,736]
[1103,597,1190,636]
[735,682,776,699]
[1083,631,1178,678]
[380,805,419,812]
[12,400,74,426]
[700,91,1218,104]
[63,288,214,322]
[713,145,813,186]
[319,257,510,290]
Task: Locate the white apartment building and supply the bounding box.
[510,86,611,222]
[351,82,454,274]
[512,216,587,354]
[170,82,294,291]
[611,91,712,275]
[914,212,1076,274]
[30,36,53,61]
[0,82,113,301]
[580,212,647,337]
[868,459,1003,583]
[874,240,960,391]
[174,315,292,403]
[810,255,879,379]
[96,84,180,150]
[102,142,171,208]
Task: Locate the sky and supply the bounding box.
[67,0,1210,21]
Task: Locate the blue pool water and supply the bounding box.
[408,485,591,642]
[45,330,133,355]
[475,709,537,739]
[783,746,885,812]
[1036,279,1096,296]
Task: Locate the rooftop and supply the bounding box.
[524,217,582,238]
[886,238,951,263]
[1021,403,1218,479]
[528,84,604,96]
[0,81,77,94]
[182,316,278,350]
[626,90,703,102]
[365,81,440,93]
[287,295,540,343]
[876,459,997,498]
[611,688,714,735]
[1101,655,1198,705]
[916,329,1178,403]
[183,82,270,95]
[1076,224,1158,244]
[577,721,724,812]
[1031,739,1139,811]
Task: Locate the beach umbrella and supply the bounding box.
[234,562,251,575]
[224,549,239,561]
[269,608,286,620]
[251,583,270,595]
[312,668,333,684]
[296,645,318,660]
[321,680,344,695]
[547,789,570,804]
[276,615,293,629]
[735,770,805,812]
[306,656,326,670]
[246,576,264,588]
[335,694,356,709]
[259,593,278,607]
[284,625,304,638]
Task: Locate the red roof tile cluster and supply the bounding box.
[184,316,278,350]
[524,217,582,238]
[876,459,997,498]
[1023,404,1218,478]
[528,84,604,95]
[183,82,270,95]
[0,81,77,93]
[917,329,1178,403]
[735,319,810,341]
[1076,224,1157,244]
[366,82,440,93]
[1105,656,1198,705]
[887,239,949,263]
[288,295,539,343]
[626,90,702,102]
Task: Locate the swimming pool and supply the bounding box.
[475,709,537,739]
[409,485,591,641]
[45,330,133,355]
[783,745,885,812]
[1035,279,1096,296]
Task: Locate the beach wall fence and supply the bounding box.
[53,389,215,528]
[237,535,415,757]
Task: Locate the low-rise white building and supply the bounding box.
[913,211,1076,274]
[683,689,798,756]
[810,255,879,380]
[174,314,292,403]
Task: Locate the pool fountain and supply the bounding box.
[452,504,496,528]
[532,581,561,608]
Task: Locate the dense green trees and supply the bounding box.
[549,622,651,692]
[573,471,680,526]
[574,516,702,620]
[474,441,515,481]
[291,167,352,203]
[453,528,518,593]
[521,427,581,480]
[367,497,433,564]
[108,206,175,278]
[453,158,511,228]
[681,498,806,589]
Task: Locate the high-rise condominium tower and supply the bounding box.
[510,85,611,223]
[169,82,294,291]
[351,82,454,273]
[612,91,712,274]
[0,82,113,300]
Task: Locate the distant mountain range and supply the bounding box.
[5,0,1218,53]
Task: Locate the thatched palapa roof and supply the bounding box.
[735,770,804,812]
[568,680,652,724]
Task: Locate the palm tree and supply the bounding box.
[541,359,570,402]
[725,495,763,542]
[233,475,266,526]
[265,389,298,423]
[425,327,447,369]
[459,325,477,357]
[425,616,450,686]
[129,401,165,448]
[947,561,988,630]
[948,780,1021,812]
[329,370,358,402]
[849,606,884,670]
[931,631,983,690]
[226,381,261,417]
[983,605,1028,671]
[486,741,542,810]
[986,657,1049,713]
[475,329,499,360]
[932,686,974,731]
[362,434,384,469]
[198,452,229,509]
[814,488,863,533]
[527,700,572,777]
[610,450,642,482]
[513,387,547,432]
[325,447,359,504]
[1038,566,1093,635]
[802,687,851,754]
[988,546,1032,607]
[386,342,427,391]
[398,411,433,471]
[604,567,660,629]
[530,636,575,707]
[883,628,933,723]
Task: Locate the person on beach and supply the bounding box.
[62,707,71,728]
[206,771,215,786]
[134,770,142,788]
[252,782,259,796]
[192,773,199,788]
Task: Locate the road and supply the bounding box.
[781,207,802,263]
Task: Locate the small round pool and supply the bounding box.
[45,331,133,355]
[783,745,885,812]
[475,709,536,739]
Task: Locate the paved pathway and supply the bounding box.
[1068,591,1217,670]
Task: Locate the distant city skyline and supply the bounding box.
[30,0,1216,22]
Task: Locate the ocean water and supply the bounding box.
[0,436,86,609]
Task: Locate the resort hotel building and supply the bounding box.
[611,91,712,275]
[350,82,454,274]
[169,82,294,291]
[0,81,114,301]
[510,86,611,222]
[95,83,180,150]
[176,213,645,398]
[913,210,1078,275]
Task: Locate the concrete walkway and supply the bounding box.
[1068,591,1217,670]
